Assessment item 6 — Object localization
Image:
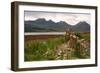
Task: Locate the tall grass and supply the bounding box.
[24,32,90,61]
[24,36,65,61]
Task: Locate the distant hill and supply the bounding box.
[24,18,90,32]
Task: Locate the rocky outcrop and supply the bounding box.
[55,29,90,59]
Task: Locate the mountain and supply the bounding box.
[24,18,90,32]
[72,21,90,32]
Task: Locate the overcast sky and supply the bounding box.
[24,11,91,25]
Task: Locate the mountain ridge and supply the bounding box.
[24,18,90,32]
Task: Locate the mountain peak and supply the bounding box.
[76,21,89,25]
[47,19,55,23]
[58,21,66,23]
[35,18,46,22]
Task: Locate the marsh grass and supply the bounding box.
[24,32,90,61]
[24,36,65,61]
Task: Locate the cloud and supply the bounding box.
[24,11,91,25]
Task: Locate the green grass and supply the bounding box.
[75,32,90,41]
[24,32,90,61]
[24,36,65,61]
[74,32,90,58]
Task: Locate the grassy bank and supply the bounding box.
[24,36,65,61]
[24,32,90,61]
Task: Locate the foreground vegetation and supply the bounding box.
[24,32,90,61]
